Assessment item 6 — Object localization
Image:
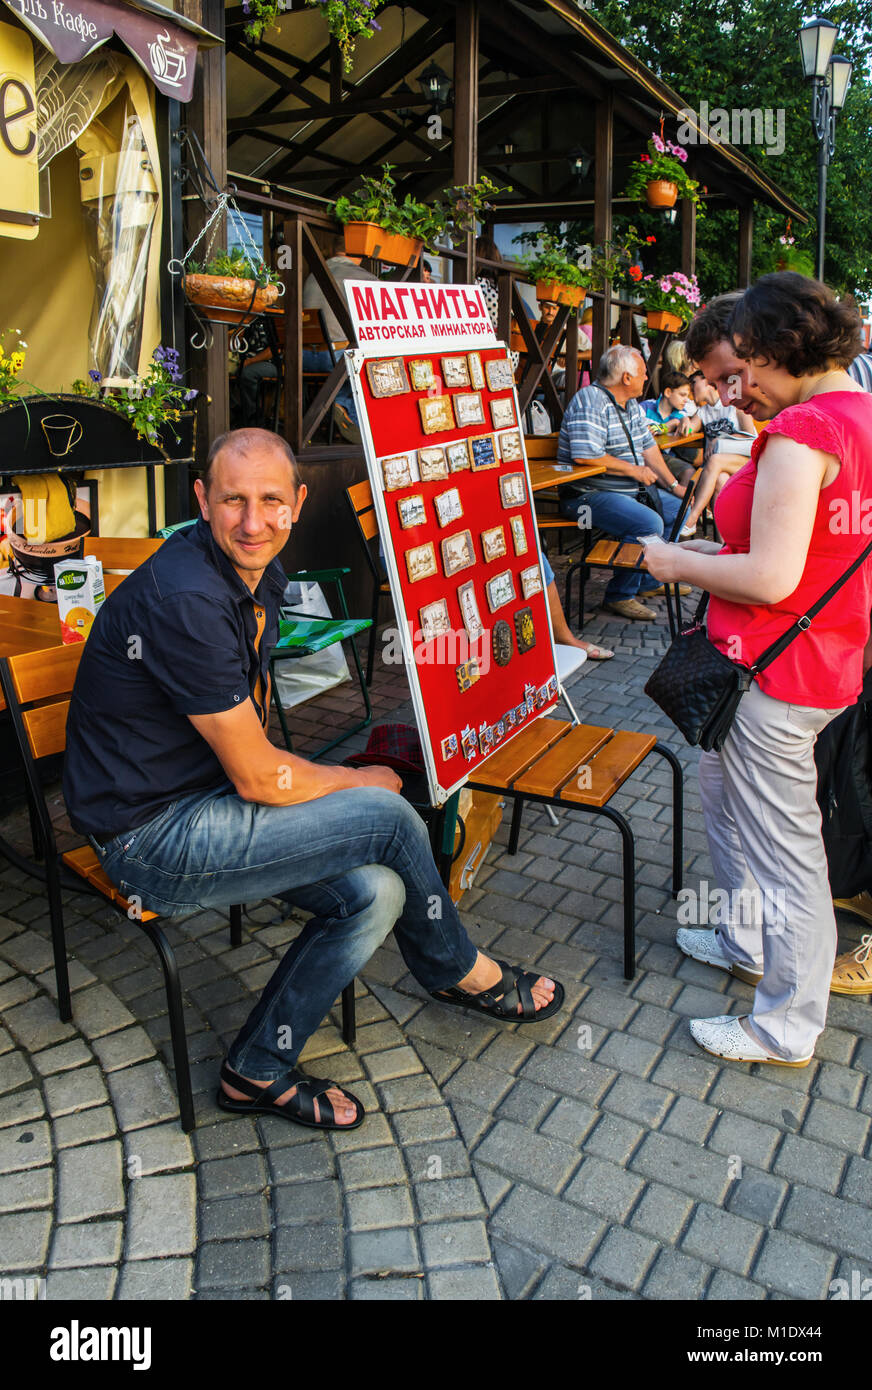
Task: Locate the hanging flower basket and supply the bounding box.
[535,279,585,310]
[342,221,423,267]
[184,273,280,326]
[646,309,684,333]
[645,180,678,209]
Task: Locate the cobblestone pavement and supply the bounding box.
[1,568,871,1301]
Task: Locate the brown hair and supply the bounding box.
[475,234,502,284]
[684,291,744,365]
[203,428,302,491]
[728,272,862,375]
[660,369,691,393]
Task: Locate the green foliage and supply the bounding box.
[303,0,387,73]
[242,0,287,46]
[187,246,279,287]
[73,349,195,448]
[0,329,27,403]
[595,0,872,294]
[636,270,703,324]
[335,165,449,243]
[446,176,512,235]
[624,135,703,210]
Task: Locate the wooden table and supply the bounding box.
[658,431,704,451]
[0,595,64,711]
[529,461,607,493]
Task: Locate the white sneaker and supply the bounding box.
[689,1014,813,1067]
[675,927,763,985]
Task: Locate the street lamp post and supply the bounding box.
[798,16,853,281]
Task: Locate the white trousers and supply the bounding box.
[697,683,845,1059]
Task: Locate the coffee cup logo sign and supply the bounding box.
[147,29,186,89]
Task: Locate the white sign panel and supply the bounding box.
[343,279,498,356]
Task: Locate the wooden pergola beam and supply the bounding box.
[453,0,479,280]
[592,90,614,365]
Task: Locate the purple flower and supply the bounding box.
[369,17,381,28]
[184,389,198,402]
[88,369,102,382]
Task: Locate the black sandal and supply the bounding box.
[430,960,564,1023]
[216,1062,365,1131]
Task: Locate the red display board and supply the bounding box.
[346,317,560,805]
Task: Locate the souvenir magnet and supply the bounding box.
[419,394,455,434]
[366,357,410,397]
[515,606,536,652]
[452,391,486,428]
[491,618,513,667]
[441,529,475,577]
[405,541,438,583]
[481,525,507,564]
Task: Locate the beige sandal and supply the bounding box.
[830,935,872,996]
[833,891,872,928]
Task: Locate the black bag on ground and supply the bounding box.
[815,668,872,898]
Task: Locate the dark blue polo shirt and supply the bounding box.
[63,518,286,838]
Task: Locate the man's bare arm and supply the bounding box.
[189,702,400,805]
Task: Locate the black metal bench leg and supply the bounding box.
[229,904,242,947]
[652,743,684,898]
[46,866,72,1022]
[507,797,524,854]
[341,983,357,1046]
[596,805,637,979]
[140,920,194,1133]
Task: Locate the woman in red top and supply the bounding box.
[645,273,872,1066]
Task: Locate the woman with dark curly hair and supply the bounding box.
[644,272,872,1067]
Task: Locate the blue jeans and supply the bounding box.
[559,487,683,600]
[303,348,357,423]
[97,783,477,1078]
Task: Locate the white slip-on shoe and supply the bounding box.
[675,927,763,985]
[689,1014,813,1067]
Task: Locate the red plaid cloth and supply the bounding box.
[343,722,424,773]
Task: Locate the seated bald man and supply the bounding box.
[63,429,564,1130]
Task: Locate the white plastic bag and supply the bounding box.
[272,579,351,711]
[527,399,552,435]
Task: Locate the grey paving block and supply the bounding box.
[274,1223,345,1272]
[533,1264,637,1300]
[442,1059,514,1111]
[682,1203,763,1277]
[2,995,76,1052]
[0,1118,50,1174]
[200,1193,271,1241]
[594,1030,662,1078]
[194,1118,261,1161]
[0,1086,44,1128]
[347,1185,415,1231]
[520,1047,616,1105]
[601,1074,672,1129]
[627,1003,677,1046]
[588,1226,659,1291]
[474,1119,580,1193]
[45,1266,117,1300]
[630,1132,732,1205]
[428,1265,501,1299]
[707,1269,768,1301]
[54,1105,117,1150]
[414,1176,486,1223]
[391,1107,457,1147]
[630,1183,693,1245]
[0,1166,52,1212]
[643,1247,711,1299]
[106,1060,180,1131]
[406,1004,498,1060]
[444,1102,492,1150]
[772,1133,847,1194]
[801,1097,870,1154]
[727,1167,789,1226]
[584,1112,646,1166]
[348,1227,420,1277]
[198,1152,268,1200]
[661,1095,719,1145]
[708,1071,809,1129]
[754,1229,838,1299]
[331,1113,393,1152]
[472,1162,512,1210]
[813,1061,864,1107]
[126,1173,197,1258]
[474,1031,537,1077]
[272,1271,345,1299]
[338,1145,407,1190]
[538,1096,598,1147]
[50,1221,122,1269]
[43,1065,108,1117]
[420,1219,491,1268]
[841,1154,872,1206]
[63,983,137,1038]
[0,1210,51,1270]
[57,1141,124,1223]
[405,1139,472,1184]
[780,1184,872,1263]
[118,1259,194,1301]
[270,1141,335,1184]
[707,1111,782,1169]
[30,1039,94,1076]
[350,1276,425,1299]
[564,1156,646,1222]
[491,1183,604,1269]
[495,1078,555,1128]
[197,1239,271,1289]
[376,1072,443,1112]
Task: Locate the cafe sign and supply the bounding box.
[1,0,211,102]
[0,18,39,240]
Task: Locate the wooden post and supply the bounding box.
[175,0,228,458]
[738,205,754,288]
[592,91,613,367]
[681,198,697,278]
[282,216,305,455]
[453,0,479,282]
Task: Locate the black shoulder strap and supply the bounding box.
[593,382,642,468]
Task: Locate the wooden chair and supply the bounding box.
[302,307,342,442]
[346,480,393,686]
[0,644,355,1131]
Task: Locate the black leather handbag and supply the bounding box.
[645,537,872,753]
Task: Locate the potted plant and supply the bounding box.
[447,175,511,238]
[624,133,702,211]
[514,232,589,309]
[335,165,448,266]
[184,247,281,324]
[73,348,197,448]
[638,270,702,334]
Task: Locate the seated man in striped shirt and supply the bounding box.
[848,349,872,391]
[557,345,690,621]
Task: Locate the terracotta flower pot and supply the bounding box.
[646,309,684,333]
[184,274,279,326]
[645,179,678,208]
[535,279,585,309]
[343,221,423,267]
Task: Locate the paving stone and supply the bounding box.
[0,1086,45,1129]
[644,1248,711,1299]
[841,1154,872,1206]
[270,1141,335,1184]
[349,1276,425,1299]
[45,1267,117,1300]
[50,1221,122,1269]
[442,1059,514,1111]
[406,1004,498,1060]
[43,1065,108,1117]
[490,1237,546,1300]
[201,1193,271,1241]
[63,983,137,1039]
[0,978,38,1011]
[126,1174,197,1258]
[54,1105,117,1150]
[594,1030,662,1078]
[630,1132,734,1209]
[661,1095,719,1145]
[414,1176,486,1223]
[391,1107,457,1147]
[727,1167,789,1226]
[474,1120,579,1193]
[780,1184,872,1263]
[338,1146,407,1190]
[534,1265,637,1300]
[491,1183,605,1269]
[420,1219,491,1268]
[584,1113,646,1166]
[198,1152,268,1200]
[754,1229,838,1299]
[813,1061,864,1107]
[538,1096,598,1147]
[494,1078,555,1127]
[0,1166,52,1212]
[588,1226,659,1291]
[330,1113,393,1153]
[273,1222,345,1273]
[707,1269,767,1301]
[90,1026,156,1072]
[57,1141,123,1223]
[117,1259,194,1301]
[707,1111,782,1169]
[196,1239,271,1290]
[629,1183,693,1245]
[520,1047,616,1106]
[30,1039,93,1076]
[801,1097,869,1154]
[573,987,638,1031]
[627,1002,677,1046]
[106,1060,179,1131]
[564,1156,646,1223]
[682,1203,763,1277]
[601,1074,672,1129]
[375,1073,443,1112]
[772,1133,847,1194]
[405,1139,471,1183]
[348,1227,420,1276]
[651,1050,719,1100]
[194,1118,261,1161]
[477,1032,537,1076]
[473,1162,512,1210]
[0,1210,51,1270]
[708,1071,809,1129]
[347,1185,415,1230]
[0,1117,50,1174]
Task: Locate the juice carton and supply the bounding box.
[53,556,105,643]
